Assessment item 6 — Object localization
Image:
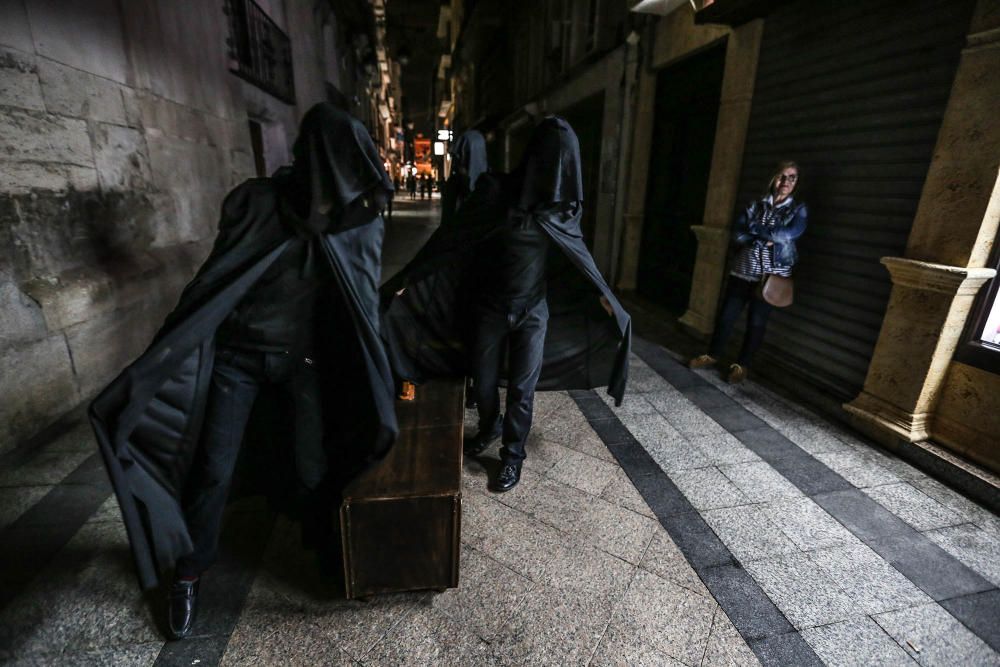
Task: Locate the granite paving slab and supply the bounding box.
[670,467,751,511]
[0,485,52,529]
[589,624,687,666]
[600,467,656,518]
[574,496,658,564]
[702,505,799,564]
[801,616,917,667]
[922,523,1000,588]
[762,497,860,552]
[493,469,593,535]
[939,589,1000,654]
[909,477,1000,538]
[718,461,804,503]
[689,431,763,466]
[473,498,570,584]
[807,543,932,615]
[867,530,995,601]
[544,446,619,496]
[611,568,720,665]
[874,602,998,666]
[430,545,533,642]
[4,642,164,667]
[865,483,964,532]
[486,584,616,667]
[363,601,493,666]
[743,552,858,630]
[700,605,761,666]
[0,449,92,487]
[0,521,158,662]
[639,530,711,598]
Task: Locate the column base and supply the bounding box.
[843,391,931,448]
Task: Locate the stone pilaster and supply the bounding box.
[678,226,729,333]
[844,0,1000,454]
[679,19,763,335]
[845,259,995,444]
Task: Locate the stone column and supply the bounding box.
[679,19,764,335]
[845,0,1000,447]
[844,260,995,443]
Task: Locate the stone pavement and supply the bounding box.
[1,197,999,666]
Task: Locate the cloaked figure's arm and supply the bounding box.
[381,174,506,298]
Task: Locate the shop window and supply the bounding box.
[224,0,296,104]
[956,240,1000,373]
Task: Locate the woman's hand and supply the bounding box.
[600,295,614,316]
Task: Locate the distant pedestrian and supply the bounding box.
[688,160,807,383]
[406,174,416,200]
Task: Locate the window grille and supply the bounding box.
[224,0,296,104]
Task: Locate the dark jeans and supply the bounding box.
[709,277,773,366]
[472,299,548,464]
[175,346,325,577]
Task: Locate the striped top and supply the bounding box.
[731,196,794,281]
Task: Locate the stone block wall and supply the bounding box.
[0,0,328,451]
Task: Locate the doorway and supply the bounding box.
[637,42,726,314]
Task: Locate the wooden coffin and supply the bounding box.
[339,378,464,598]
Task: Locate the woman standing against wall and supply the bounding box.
[689,161,807,383]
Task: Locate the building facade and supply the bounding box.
[0,0,398,451]
[619,0,999,483]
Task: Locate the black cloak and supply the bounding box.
[89,103,398,590]
[381,117,630,404]
[441,130,487,225]
[441,130,488,227]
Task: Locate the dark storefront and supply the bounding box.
[637,42,727,314]
[728,0,976,400]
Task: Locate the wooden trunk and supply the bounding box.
[340,379,465,598]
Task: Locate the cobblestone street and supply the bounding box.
[1,198,998,666]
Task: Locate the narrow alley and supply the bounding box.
[1,1,999,666]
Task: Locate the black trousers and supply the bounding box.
[175,346,325,577]
[709,277,773,366]
[472,299,548,464]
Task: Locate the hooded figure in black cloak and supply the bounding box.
[89,103,397,639]
[382,116,630,492]
[441,129,488,227]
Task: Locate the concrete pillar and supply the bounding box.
[844,0,1000,447]
[678,19,764,335]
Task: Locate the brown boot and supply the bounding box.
[688,354,717,369]
[727,363,746,384]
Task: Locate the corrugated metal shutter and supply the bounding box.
[731,0,975,401]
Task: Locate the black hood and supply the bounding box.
[449,130,488,193]
[511,116,584,210]
[287,103,393,234]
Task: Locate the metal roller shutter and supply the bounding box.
[731,0,976,401]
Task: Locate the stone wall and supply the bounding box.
[0,0,330,451]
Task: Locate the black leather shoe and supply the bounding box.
[167,577,199,640]
[490,461,522,493]
[464,422,502,456]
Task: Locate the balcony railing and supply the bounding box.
[224,0,296,104]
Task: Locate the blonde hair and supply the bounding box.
[767,160,800,197]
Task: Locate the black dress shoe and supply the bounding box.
[490,461,522,492]
[167,577,199,640]
[463,422,502,456]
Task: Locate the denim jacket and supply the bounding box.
[732,196,808,270]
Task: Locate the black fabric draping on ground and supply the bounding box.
[89,103,397,590]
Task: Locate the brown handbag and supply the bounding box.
[759,274,794,307]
